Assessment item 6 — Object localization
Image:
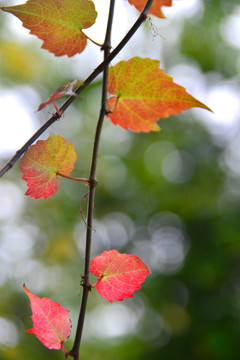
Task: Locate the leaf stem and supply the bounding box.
[57,172,90,184]
[81,30,103,47]
[0,0,154,178]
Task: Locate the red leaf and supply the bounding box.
[20,134,77,199]
[107,57,212,132]
[128,0,172,18]
[90,250,150,302]
[0,0,97,57]
[23,284,71,350]
[37,79,82,113]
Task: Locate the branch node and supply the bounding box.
[81,275,92,290]
[89,178,98,188]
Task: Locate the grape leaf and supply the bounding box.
[20,134,77,199]
[37,79,82,114]
[90,250,150,302]
[0,0,97,57]
[107,57,212,132]
[23,284,71,350]
[127,0,172,18]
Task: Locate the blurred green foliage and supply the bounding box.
[1,1,240,360]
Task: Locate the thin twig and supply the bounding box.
[0,0,154,178]
[69,1,115,359]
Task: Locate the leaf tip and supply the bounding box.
[23,283,28,294]
[195,100,213,113]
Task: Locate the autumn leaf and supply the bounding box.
[37,79,82,114]
[127,0,172,18]
[20,134,77,199]
[23,284,71,350]
[107,57,212,132]
[0,0,97,57]
[90,250,150,302]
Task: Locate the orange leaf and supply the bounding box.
[107,57,212,132]
[90,250,150,302]
[20,134,77,199]
[0,0,97,57]
[23,284,71,350]
[127,0,172,18]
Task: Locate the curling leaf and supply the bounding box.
[37,79,82,114]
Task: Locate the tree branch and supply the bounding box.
[0,0,154,178]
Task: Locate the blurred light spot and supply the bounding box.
[168,280,189,308]
[99,155,127,191]
[195,82,240,145]
[162,150,195,184]
[169,63,205,97]
[162,303,190,335]
[1,226,34,263]
[75,213,134,255]
[220,7,240,49]
[74,219,111,256]
[102,125,132,157]
[0,89,37,156]
[137,308,163,341]
[105,212,135,237]
[144,141,175,177]
[125,190,158,216]
[132,223,189,274]
[218,177,240,210]
[102,213,133,248]
[204,85,240,127]
[0,181,25,222]
[164,0,203,19]
[0,317,19,348]
[13,260,51,292]
[88,303,141,339]
[148,212,184,235]
[151,227,188,273]
[222,134,240,177]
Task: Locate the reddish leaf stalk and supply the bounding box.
[0,0,154,178]
[57,172,89,184]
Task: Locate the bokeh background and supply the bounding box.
[1,0,240,359]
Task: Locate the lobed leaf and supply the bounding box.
[107,57,212,132]
[0,0,97,57]
[127,0,172,18]
[20,134,77,199]
[23,284,71,350]
[90,250,150,302]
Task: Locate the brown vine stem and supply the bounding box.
[69,1,154,359]
[0,0,154,178]
[69,0,115,359]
